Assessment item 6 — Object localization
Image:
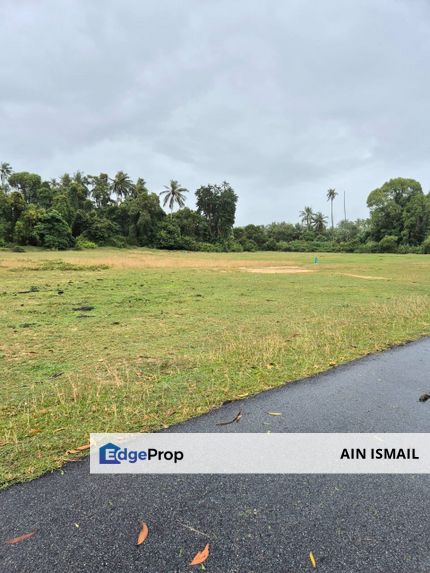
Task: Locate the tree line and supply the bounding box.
[0,162,429,253]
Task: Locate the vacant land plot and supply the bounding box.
[1,248,429,487]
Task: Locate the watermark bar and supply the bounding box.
[90,433,430,474]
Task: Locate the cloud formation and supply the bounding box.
[1,0,429,224]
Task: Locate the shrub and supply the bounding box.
[262,238,278,251]
[220,239,243,252]
[76,236,97,249]
[379,235,398,253]
[106,235,127,248]
[355,241,379,253]
[422,236,430,254]
[239,238,258,251]
[11,245,26,252]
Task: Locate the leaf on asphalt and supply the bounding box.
[216,411,242,426]
[137,522,149,546]
[309,551,317,568]
[5,531,36,545]
[190,543,210,566]
[268,412,282,416]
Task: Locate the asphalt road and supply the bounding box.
[1,338,430,572]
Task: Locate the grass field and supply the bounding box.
[1,248,430,487]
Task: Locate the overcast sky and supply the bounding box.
[1,0,430,225]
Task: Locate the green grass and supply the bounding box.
[1,248,430,487]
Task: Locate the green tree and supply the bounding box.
[111,171,133,202]
[401,192,430,245]
[195,182,238,241]
[34,209,75,249]
[13,205,45,245]
[0,162,12,187]
[312,211,328,233]
[159,180,188,212]
[299,206,314,230]
[89,174,111,209]
[367,178,424,242]
[326,188,338,230]
[8,172,41,203]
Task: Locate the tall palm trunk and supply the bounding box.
[331,199,334,230]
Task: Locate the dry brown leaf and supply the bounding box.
[66,444,90,455]
[5,531,36,545]
[29,429,42,435]
[137,522,149,546]
[216,411,242,426]
[76,444,90,451]
[190,543,210,566]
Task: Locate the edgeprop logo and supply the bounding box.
[99,442,184,465]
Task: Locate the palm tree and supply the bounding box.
[0,162,12,187]
[312,211,328,233]
[299,206,314,230]
[160,180,188,212]
[111,171,133,202]
[326,188,338,230]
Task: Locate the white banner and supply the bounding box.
[90,433,430,474]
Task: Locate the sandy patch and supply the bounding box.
[343,273,387,280]
[241,266,312,274]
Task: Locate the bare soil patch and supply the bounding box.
[343,273,388,280]
[241,266,312,274]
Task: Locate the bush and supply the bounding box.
[422,236,430,254]
[195,242,222,252]
[220,239,243,252]
[262,238,278,251]
[76,236,97,249]
[11,245,26,252]
[379,235,398,253]
[239,238,258,251]
[355,241,379,253]
[397,244,422,254]
[106,235,127,248]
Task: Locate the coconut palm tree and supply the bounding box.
[299,206,314,230]
[326,188,338,230]
[160,180,188,212]
[111,171,133,202]
[0,162,12,187]
[312,211,328,233]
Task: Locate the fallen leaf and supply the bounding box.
[329,361,336,366]
[190,543,210,566]
[5,531,36,545]
[75,444,90,451]
[268,412,282,416]
[67,444,90,455]
[137,522,149,545]
[309,551,317,568]
[216,411,242,426]
[29,429,42,435]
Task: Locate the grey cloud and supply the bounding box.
[1,0,430,225]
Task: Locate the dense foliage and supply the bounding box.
[1,162,429,253]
